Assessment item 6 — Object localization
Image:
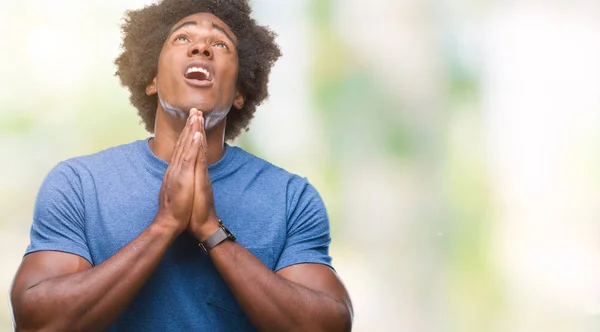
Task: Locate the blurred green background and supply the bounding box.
[2,0,600,331]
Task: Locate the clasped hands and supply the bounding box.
[155,108,220,241]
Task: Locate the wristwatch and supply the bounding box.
[199,219,236,254]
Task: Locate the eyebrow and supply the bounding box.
[169,21,237,46]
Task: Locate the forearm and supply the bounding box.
[209,241,351,332]
[15,222,178,332]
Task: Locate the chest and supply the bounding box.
[81,175,288,270]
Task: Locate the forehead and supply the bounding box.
[170,12,237,41]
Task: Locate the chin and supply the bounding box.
[185,100,215,113]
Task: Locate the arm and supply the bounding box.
[188,113,353,331]
[11,110,204,331]
[11,222,179,332]
[208,241,353,332]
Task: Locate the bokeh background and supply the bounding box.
[1,0,600,331]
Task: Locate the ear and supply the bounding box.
[233,90,246,110]
[146,77,157,96]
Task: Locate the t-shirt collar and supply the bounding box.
[137,137,237,182]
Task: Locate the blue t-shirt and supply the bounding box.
[25,138,333,331]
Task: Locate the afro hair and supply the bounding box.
[115,0,281,141]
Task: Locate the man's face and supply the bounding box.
[147,13,244,128]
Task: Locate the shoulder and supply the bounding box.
[39,140,145,194]
[59,140,143,171]
[229,145,311,188]
[229,145,324,211]
[44,139,144,181]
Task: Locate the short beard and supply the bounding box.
[157,87,187,120]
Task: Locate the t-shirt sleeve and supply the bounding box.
[25,161,92,265]
[275,177,333,272]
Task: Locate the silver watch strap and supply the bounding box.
[199,221,235,254]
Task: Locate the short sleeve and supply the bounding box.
[25,161,92,264]
[275,177,333,272]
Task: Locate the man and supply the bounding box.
[10,0,353,331]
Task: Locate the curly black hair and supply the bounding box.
[115,0,281,141]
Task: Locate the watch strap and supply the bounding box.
[199,220,235,254]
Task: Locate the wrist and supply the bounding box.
[190,216,220,241]
[148,221,181,241]
[152,214,185,237]
[198,219,236,254]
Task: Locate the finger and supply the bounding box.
[196,113,208,158]
[182,130,202,174]
[197,111,206,136]
[172,109,197,166]
[200,118,210,177]
[202,122,208,159]
[195,115,207,165]
[194,116,210,190]
[173,108,196,163]
[181,110,201,168]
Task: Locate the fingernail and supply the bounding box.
[193,132,201,140]
[189,108,197,117]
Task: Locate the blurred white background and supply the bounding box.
[1,0,600,331]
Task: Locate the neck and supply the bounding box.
[149,106,227,165]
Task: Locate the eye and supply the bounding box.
[174,34,190,43]
[214,41,229,50]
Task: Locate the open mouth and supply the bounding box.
[184,64,213,82]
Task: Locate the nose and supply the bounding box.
[188,42,213,59]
